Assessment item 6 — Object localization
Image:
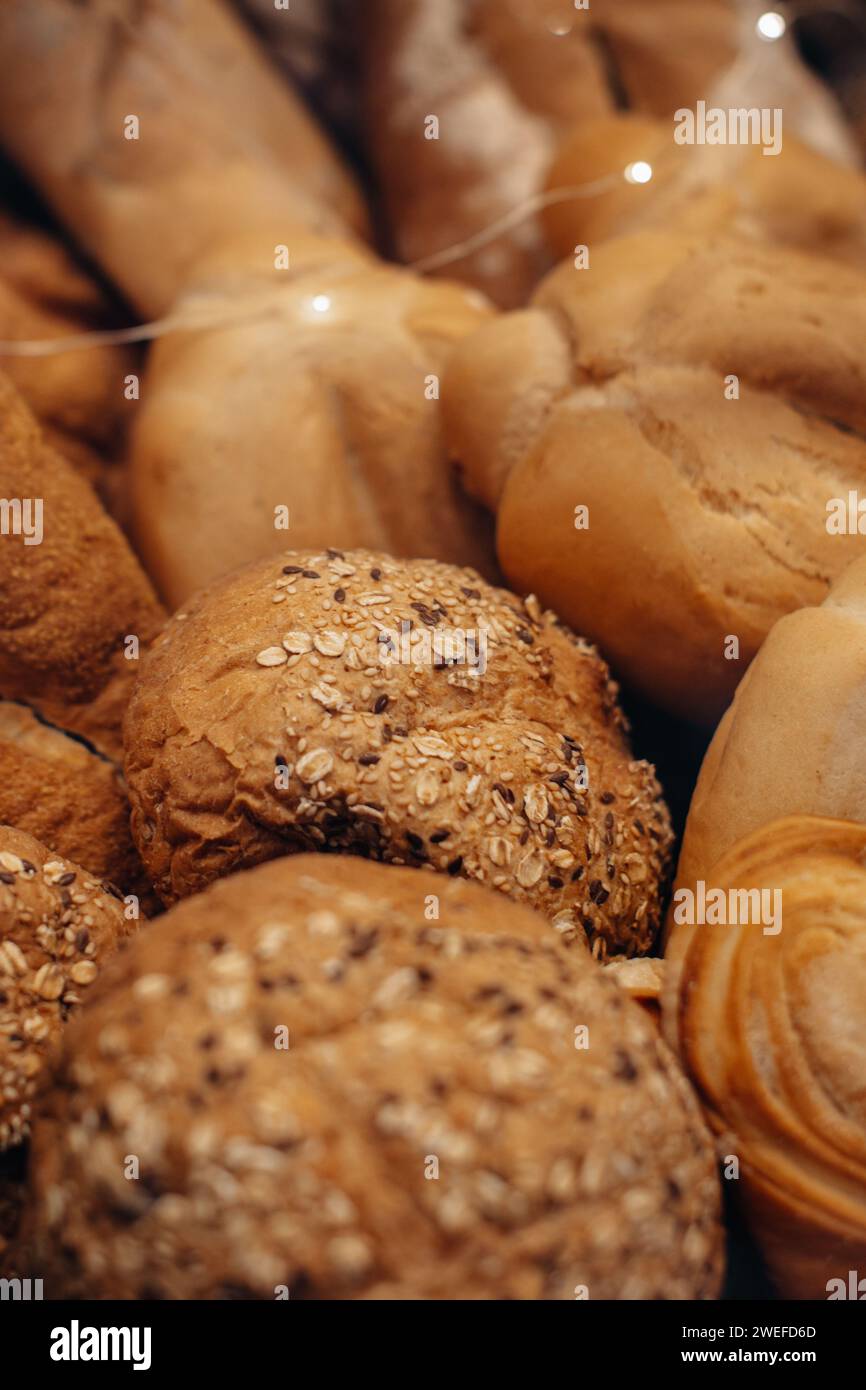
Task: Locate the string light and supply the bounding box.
[310,294,332,314]
[756,11,787,40]
[624,161,653,185]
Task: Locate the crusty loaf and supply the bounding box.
[0,0,368,319]
[123,548,673,956]
[0,2,501,601]
[0,701,155,910]
[19,853,722,1298]
[361,0,737,306]
[0,373,165,758]
[443,230,866,723]
[0,825,136,1150]
[664,816,866,1299]
[672,556,866,910]
[543,114,866,271]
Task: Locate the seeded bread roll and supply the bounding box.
[443,230,866,724]
[123,548,673,957]
[543,115,866,270]
[20,854,722,1298]
[0,825,135,1151]
[0,701,155,910]
[664,816,866,1299]
[0,374,165,758]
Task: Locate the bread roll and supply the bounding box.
[0,210,136,486]
[123,548,673,956]
[0,701,154,909]
[127,229,498,606]
[0,825,135,1151]
[19,853,723,1298]
[673,555,866,906]
[361,0,737,306]
[543,114,866,270]
[443,230,866,723]
[0,373,165,757]
[663,815,866,1299]
[0,2,500,602]
[0,0,368,319]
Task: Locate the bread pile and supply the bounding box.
[1,0,864,1305]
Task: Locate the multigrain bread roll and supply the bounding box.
[361,0,737,306]
[0,826,135,1151]
[19,854,723,1298]
[0,0,368,319]
[443,230,866,723]
[672,557,866,909]
[0,210,136,488]
[0,701,154,908]
[123,549,673,957]
[543,114,866,270]
[127,228,497,606]
[0,373,165,758]
[663,816,866,1299]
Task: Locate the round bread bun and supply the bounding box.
[21,854,723,1299]
[127,232,498,608]
[123,548,673,957]
[0,373,165,759]
[0,700,156,911]
[664,815,866,1299]
[443,229,866,723]
[0,825,136,1151]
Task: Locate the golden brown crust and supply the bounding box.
[21,853,722,1298]
[0,824,136,1151]
[0,373,165,757]
[663,815,866,1299]
[543,115,866,270]
[444,230,866,723]
[127,237,499,607]
[0,701,156,909]
[0,0,368,318]
[123,548,673,956]
[671,555,866,917]
[362,0,738,306]
[0,210,136,462]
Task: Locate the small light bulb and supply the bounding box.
[546,22,572,36]
[624,161,653,185]
[756,11,786,41]
[311,294,331,314]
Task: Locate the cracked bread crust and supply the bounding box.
[443,231,866,723]
[123,548,672,957]
[0,701,157,909]
[22,854,723,1298]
